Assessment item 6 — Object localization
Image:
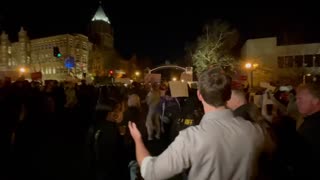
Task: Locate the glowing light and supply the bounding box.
[172,77,177,81]
[19,67,25,73]
[135,71,140,76]
[91,6,111,24]
[306,73,312,76]
[245,63,252,69]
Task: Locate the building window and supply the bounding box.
[21,56,26,64]
[284,56,294,68]
[53,67,56,74]
[315,55,320,67]
[304,55,313,67]
[294,55,303,67]
[278,57,285,68]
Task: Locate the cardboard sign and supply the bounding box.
[144,73,161,83]
[253,95,262,108]
[260,82,270,89]
[169,81,189,97]
[260,82,276,92]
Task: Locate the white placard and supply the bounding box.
[260,82,270,89]
[169,81,189,97]
[144,73,161,83]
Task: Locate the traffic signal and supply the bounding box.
[53,47,62,58]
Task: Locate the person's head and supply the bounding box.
[151,82,159,91]
[227,89,247,110]
[128,94,141,108]
[198,68,232,108]
[296,83,320,116]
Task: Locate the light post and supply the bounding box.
[245,63,258,91]
[19,67,26,73]
[135,71,140,81]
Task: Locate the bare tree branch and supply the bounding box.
[190,20,238,75]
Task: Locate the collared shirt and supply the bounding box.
[141,109,265,180]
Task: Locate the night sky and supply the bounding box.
[0,1,319,65]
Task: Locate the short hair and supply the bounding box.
[128,94,141,108]
[198,68,232,107]
[297,83,320,99]
[231,89,247,103]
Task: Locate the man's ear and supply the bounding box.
[312,98,320,106]
[197,90,203,102]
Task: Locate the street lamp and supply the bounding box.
[245,63,258,91]
[134,71,140,81]
[19,67,26,73]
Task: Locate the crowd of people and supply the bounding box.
[1,68,320,180]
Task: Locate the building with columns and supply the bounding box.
[0,28,92,81]
[0,3,138,81]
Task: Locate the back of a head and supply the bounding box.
[198,68,232,107]
[227,89,247,111]
[128,94,141,108]
[232,89,248,104]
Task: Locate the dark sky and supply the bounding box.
[1,1,319,64]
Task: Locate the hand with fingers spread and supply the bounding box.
[128,121,142,141]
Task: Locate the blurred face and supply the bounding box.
[296,89,319,116]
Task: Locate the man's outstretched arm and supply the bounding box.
[128,121,150,166]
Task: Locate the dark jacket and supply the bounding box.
[298,111,320,179]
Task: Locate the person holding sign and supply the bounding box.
[128,68,266,180]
